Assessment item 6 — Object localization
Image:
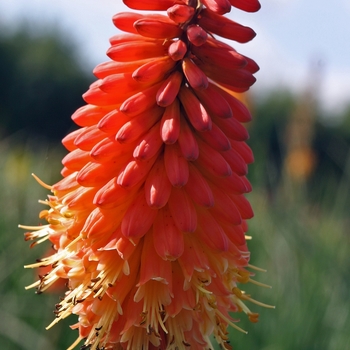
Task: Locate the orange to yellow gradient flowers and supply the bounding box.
[20,0,274,349]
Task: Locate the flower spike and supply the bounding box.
[22,1,272,349]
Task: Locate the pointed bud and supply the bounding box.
[221,222,246,247]
[74,125,105,151]
[241,54,260,73]
[116,106,163,143]
[98,72,145,95]
[177,117,199,161]
[178,86,212,131]
[81,208,119,239]
[51,172,79,194]
[93,178,134,209]
[195,58,256,92]
[121,192,158,239]
[107,41,170,62]
[144,157,172,208]
[191,38,247,70]
[123,0,177,11]
[229,0,261,12]
[186,24,208,46]
[197,123,231,151]
[209,184,242,225]
[182,58,208,90]
[132,56,176,83]
[202,0,232,14]
[194,83,233,119]
[168,39,187,61]
[62,128,83,151]
[83,84,122,106]
[167,4,195,24]
[71,105,109,127]
[62,149,90,171]
[62,187,96,211]
[195,138,232,178]
[153,206,184,260]
[198,9,256,43]
[221,147,248,176]
[209,84,252,122]
[212,112,249,141]
[90,137,133,163]
[134,18,183,39]
[230,193,254,219]
[119,83,162,117]
[77,161,119,187]
[212,171,251,194]
[230,139,254,164]
[168,187,197,232]
[185,164,214,207]
[133,122,164,160]
[109,33,155,46]
[156,70,183,107]
[196,208,229,252]
[138,233,172,285]
[160,99,181,144]
[164,143,189,187]
[117,152,159,188]
[98,110,130,135]
[112,12,144,34]
[93,58,154,79]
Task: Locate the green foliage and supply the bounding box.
[0,137,79,349]
[248,90,350,210]
[0,26,91,141]
[246,90,298,196]
[221,186,350,350]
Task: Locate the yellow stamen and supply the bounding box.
[247,264,267,272]
[32,173,52,190]
[248,278,272,289]
[241,294,275,309]
[215,309,248,334]
[67,336,83,350]
[24,280,40,290]
[38,199,50,206]
[18,224,47,231]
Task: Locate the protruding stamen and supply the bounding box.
[215,309,248,334]
[18,224,46,231]
[249,278,272,289]
[242,294,275,309]
[32,173,52,190]
[247,264,267,272]
[67,336,84,350]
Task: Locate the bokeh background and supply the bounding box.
[0,1,349,349]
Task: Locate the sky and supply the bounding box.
[1,0,350,113]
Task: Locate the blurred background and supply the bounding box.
[0,1,349,349]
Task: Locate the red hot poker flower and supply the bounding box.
[21,0,274,349]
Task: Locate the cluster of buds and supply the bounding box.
[21,0,273,349]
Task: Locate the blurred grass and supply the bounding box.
[225,184,350,350]
[0,135,78,349]
[0,135,349,350]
